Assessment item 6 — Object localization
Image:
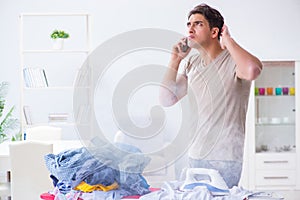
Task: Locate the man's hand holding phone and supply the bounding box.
[181,37,190,52]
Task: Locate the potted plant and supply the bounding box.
[50,29,70,50]
[0,82,20,144]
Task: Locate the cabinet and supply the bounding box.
[20,13,91,140]
[247,61,300,190]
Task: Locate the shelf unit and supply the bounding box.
[19,13,91,140]
[247,61,300,190]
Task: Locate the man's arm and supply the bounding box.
[159,40,189,107]
[221,25,262,80]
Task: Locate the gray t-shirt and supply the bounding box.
[184,49,251,161]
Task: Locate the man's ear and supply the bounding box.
[211,27,219,39]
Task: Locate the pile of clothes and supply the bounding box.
[138,181,284,200]
[42,137,152,199]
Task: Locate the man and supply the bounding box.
[159,4,262,188]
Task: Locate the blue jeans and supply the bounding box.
[188,158,242,188]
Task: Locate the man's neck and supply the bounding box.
[198,41,223,65]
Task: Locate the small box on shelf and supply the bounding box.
[48,113,69,123]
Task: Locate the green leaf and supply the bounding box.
[0,82,19,143]
[51,29,70,39]
[0,133,8,143]
[11,131,22,141]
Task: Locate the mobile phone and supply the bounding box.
[181,38,189,52]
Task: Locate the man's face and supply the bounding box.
[186,13,212,49]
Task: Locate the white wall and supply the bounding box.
[1,0,300,187]
[1,0,300,114]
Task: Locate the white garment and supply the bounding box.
[139,181,282,200]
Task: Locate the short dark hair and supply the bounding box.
[188,3,224,39]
